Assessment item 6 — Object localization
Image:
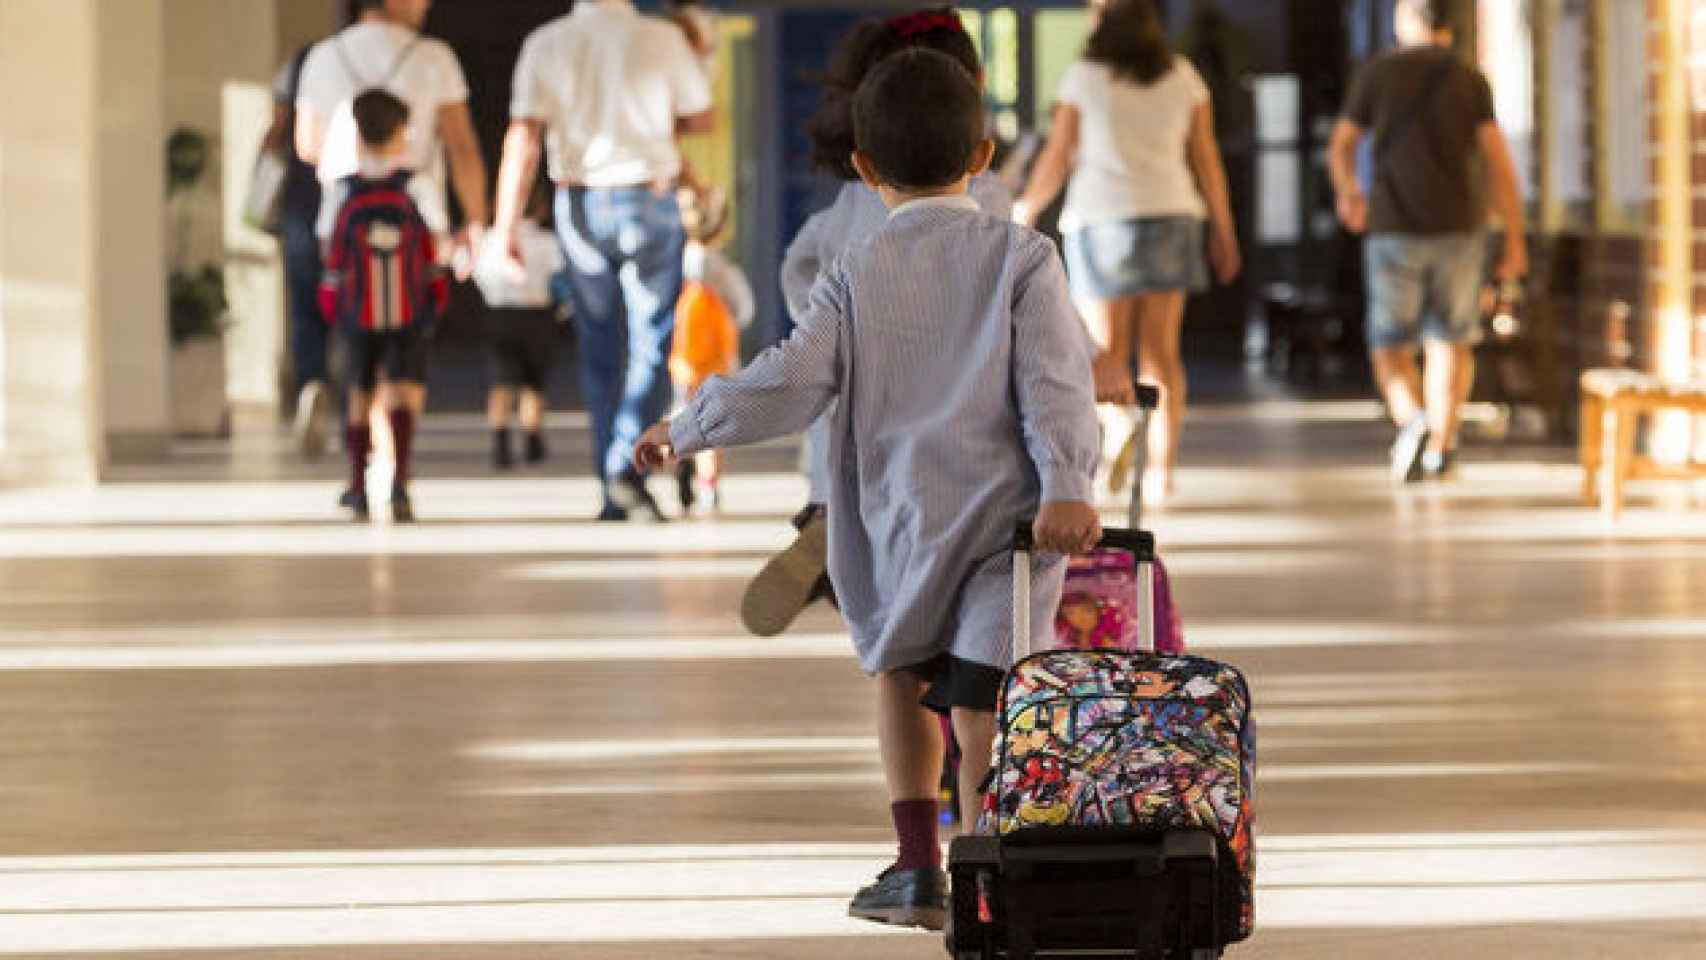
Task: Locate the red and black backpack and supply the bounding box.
[320,171,445,331]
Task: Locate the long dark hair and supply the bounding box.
[1085,0,1174,85]
[805,8,981,180]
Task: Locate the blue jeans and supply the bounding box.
[554,186,685,496]
[282,211,329,390]
[1364,231,1486,349]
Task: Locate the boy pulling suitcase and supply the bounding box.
[636,49,1102,930]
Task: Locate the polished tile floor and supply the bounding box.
[2,399,1705,957]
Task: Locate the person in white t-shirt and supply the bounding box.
[1015,0,1240,508]
[295,0,488,277]
[493,0,714,523]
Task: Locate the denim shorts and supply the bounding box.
[1364,231,1486,349]
[1064,217,1208,300]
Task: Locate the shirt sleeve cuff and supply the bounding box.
[1039,465,1093,505]
[670,410,708,458]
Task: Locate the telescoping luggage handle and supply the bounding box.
[1012,523,1157,661]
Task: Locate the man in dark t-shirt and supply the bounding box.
[1328,0,1527,484]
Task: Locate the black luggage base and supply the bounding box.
[946,829,1230,960]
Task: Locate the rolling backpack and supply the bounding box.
[318,171,446,332]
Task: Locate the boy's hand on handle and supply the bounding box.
[633,420,678,474]
[1034,501,1102,555]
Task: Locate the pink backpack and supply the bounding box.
[1050,549,1184,655]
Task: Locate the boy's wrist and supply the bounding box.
[1038,468,1093,505]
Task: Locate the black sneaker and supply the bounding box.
[847,865,946,931]
[493,430,514,471]
[339,486,369,523]
[390,488,415,524]
[741,508,829,637]
[676,460,698,513]
[524,432,547,465]
[607,471,668,523]
[1390,416,1430,485]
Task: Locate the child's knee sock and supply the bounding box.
[890,799,941,870]
[388,409,415,489]
[346,424,372,492]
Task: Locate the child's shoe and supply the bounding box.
[741,506,829,637]
[847,865,946,930]
[524,431,547,465]
[339,486,369,523]
[390,486,415,524]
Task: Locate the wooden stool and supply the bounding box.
[1579,369,1706,517]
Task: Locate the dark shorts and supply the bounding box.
[344,327,428,391]
[1064,216,1209,300]
[907,653,1006,715]
[486,309,560,391]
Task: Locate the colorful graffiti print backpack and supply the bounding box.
[975,526,1257,945]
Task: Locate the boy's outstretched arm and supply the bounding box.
[1011,237,1103,553]
[635,270,847,474]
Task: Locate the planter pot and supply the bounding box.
[171,334,229,437]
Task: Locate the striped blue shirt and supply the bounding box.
[783,176,1013,503]
[672,196,1099,672]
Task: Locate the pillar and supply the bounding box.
[0,0,168,484]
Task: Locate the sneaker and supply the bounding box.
[741,508,829,637]
[1421,447,1457,482]
[607,471,668,524]
[524,432,547,465]
[493,431,514,471]
[339,486,369,523]
[295,382,330,459]
[847,865,947,931]
[1390,416,1430,485]
[390,487,415,524]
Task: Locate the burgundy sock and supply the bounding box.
[388,409,415,489]
[346,424,371,492]
[891,799,941,870]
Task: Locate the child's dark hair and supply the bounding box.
[1085,0,1173,85]
[351,89,410,150]
[853,48,985,190]
[806,8,980,181]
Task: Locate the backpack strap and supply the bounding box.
[335,33,424,90]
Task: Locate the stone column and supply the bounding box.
[0,0,168,484]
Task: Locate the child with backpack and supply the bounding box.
[318,89,447,523]
[635,48,1101,931]
[669,184,753,512]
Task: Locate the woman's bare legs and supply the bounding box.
[1134,290,1187,505]
[1078,295,1140,406]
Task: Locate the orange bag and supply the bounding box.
[670,279,740,390]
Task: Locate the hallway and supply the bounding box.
[1,400,1704,958]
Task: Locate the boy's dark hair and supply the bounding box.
[1399,0,1456,29]
[807,8,981,180]
[351,89,410,150]
[1085,0,1174,85]
[853,48,985,190]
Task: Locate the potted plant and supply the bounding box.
[165,127,232,436]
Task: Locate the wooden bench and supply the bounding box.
[1579,369,1706,516]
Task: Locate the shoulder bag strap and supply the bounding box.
[335,34,423,90]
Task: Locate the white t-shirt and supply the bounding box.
[474,221,566,309]
[510,1,713,187]
[297,21,469,233]
[1056,58,1209,231]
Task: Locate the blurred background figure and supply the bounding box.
[1328,0,1527,485]
[1015,0,1240,510]
[495,0,715,523]
[475,185,567,471]
[669,183,754,513]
